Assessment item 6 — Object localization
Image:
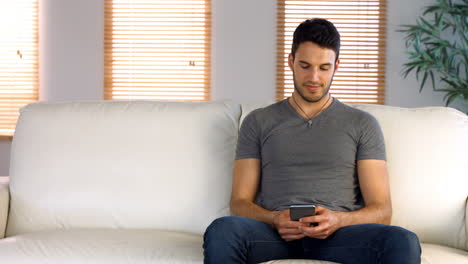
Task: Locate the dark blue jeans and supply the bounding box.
[203,216,421,264]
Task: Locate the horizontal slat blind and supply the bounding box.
[0,0,38,138]
[277,0,387,104]
[104,0,211,101]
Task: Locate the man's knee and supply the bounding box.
[384,226,421,260]
[204,216,248,241]
[387,226,420,248]
[203,216,255,263]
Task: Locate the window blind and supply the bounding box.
[0,0,38,138]
[277,0,387,104]
[104,0,211,101]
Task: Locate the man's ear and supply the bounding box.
[288,53,294,71]
[334,59,340,73]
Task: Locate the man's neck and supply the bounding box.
[289,92,333,120]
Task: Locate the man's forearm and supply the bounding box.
[230,199,278,226]
[336,204,392,228]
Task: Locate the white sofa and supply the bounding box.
[0,100,467,264]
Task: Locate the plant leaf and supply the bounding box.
[429,71,436,90]
[423,5,441,15]
[397,0,467,110]
[445,92,460,106]
[420,72,428,92]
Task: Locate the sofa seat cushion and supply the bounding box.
[0,229,203,264]
[0,229,466,263]
[421,243,468,264]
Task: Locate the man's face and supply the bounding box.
[288,41,339,103]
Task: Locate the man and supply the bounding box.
[203,18,421,264]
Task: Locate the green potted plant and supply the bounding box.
[399,0,467,110]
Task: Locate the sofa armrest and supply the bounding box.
[466,199,468,251]
[0,177,9,238]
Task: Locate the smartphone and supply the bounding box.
[289,204,316,221]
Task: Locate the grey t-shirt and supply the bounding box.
[236,99,386,212]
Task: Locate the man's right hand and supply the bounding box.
[272,209,307,241]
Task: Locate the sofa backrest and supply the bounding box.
[7,100,468,251]
[241,102,468,251]
[351,104,467,251]
[7,101,241,236]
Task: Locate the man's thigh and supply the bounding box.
[301,224,421,264]
[204,216,299,263]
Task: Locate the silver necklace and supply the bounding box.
[291,94,333,127]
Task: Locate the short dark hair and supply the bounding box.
[291,18,340,61]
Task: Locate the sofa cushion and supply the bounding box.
[421,243,468,264]
[0,229,203,264]
[8,101,241,236]
[350,104,468,251]
[0,229,464,264]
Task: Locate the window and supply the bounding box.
[277,0,387,104]
[0,0,38,138]
[104,0,211,101]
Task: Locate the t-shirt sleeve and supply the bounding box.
[356,113,386,161]
[235,111,261,160]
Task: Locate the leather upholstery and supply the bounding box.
[7,101,240,236]
[0,101,466,263]
[420,243,468,264]
[0,229,466,264]
[351,104,468,251]
[0,229,203,264]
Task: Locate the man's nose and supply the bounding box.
[308,69,320,82]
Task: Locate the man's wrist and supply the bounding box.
[269,210,280,228]
[334,211,346,229]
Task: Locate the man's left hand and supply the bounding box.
[298,206,342,239]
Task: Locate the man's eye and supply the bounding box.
[300,65,309,69]
[320,67,330,71]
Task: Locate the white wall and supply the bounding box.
[40,0,104,101]
[211,0,276,102]
[0,141,9,176]
[0,0,462,175]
